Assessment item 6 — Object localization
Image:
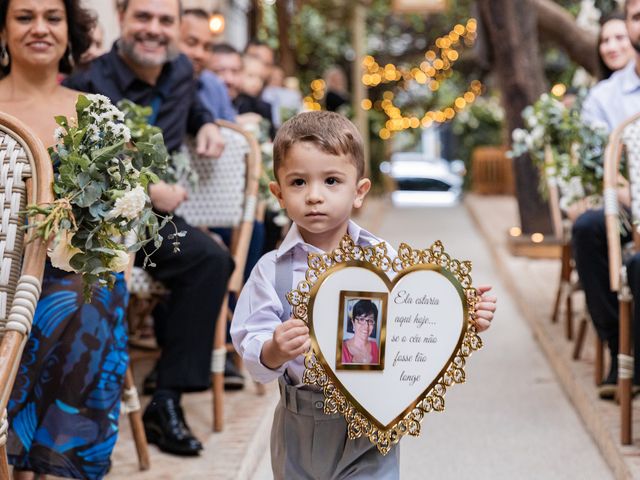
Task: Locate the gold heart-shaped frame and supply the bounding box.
[286,235,483,455]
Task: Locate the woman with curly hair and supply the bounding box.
[0,1,129,478]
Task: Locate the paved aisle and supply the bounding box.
[255,204,612,479]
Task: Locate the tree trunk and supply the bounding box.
[248,0,260,42]
[534,0,599,76]
[478,0,552,235]
[276,0,297,77]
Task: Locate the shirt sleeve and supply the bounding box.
[219,86,238,123]
[581,88,611,132]
[230,255,288,384]
[187,85,216,135]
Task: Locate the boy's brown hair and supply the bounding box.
[273,111,365,180]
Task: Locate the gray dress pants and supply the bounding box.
[271,377,400,479]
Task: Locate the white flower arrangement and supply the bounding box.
[509,91,609,210]
[26,95,180,300]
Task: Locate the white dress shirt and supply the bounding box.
[231,220,391,385]
[582,60,640,132]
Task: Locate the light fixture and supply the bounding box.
[209,13,225,35]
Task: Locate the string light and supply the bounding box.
[304,18,482,137]
[361,19,477,88]
[303,79,325,110]
[377,80,484,138]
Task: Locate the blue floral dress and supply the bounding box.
[7,270,129,479]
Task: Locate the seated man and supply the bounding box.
[208,43,274,137]
[65,0,234,456]
[179,8,236,122]
[178,7,248,390]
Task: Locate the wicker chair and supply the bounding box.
[545,146,604,381]
[0,113,53,477]
[127,119,262,438]
[604,111,640,445]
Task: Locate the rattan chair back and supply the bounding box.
[0,112,53,474]
[604,112,640,291]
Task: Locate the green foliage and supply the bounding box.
[25,95,181,300]
[509,91,609,209]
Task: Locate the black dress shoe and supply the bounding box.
[143,398,203,456]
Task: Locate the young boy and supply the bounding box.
[231,111,496,479]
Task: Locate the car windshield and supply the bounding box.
[395,178,452,192]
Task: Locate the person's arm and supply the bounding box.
[187,81,216,135]
[231,255,307,383]
[581,88,611,132]
[260,319,309,370]
[148,181,188,212]
[188,87,225,157]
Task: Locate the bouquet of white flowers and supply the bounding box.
[25,94,180,300]
[509,91,609,211]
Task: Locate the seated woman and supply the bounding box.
[572,10,637,401]
[342,299,380,365]
[0,1,128,478]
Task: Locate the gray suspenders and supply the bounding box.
[275,249,296,385]
[274,249,294,322]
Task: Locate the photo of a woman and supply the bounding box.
[343,299,380,365]
[337,292,387,370]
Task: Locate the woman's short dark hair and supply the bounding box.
[0,0,96,76]
[346,299,378,337]
[598,11,628,80]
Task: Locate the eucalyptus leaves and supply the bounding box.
[510,92,609,210]
[26,94,181,300]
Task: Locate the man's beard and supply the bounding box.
[118,35,180,67]
[632,38,640,55]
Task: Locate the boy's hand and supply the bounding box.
[474,285,496,332]
[261,318,311,370]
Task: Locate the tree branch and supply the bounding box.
[534,0,599,75]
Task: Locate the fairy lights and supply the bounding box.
[377,80,484,139]
[361,18,477,88]
[303,18,482,138]
[303,79,325,111]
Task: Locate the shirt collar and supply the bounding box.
[106,41,177,99]
[620,60,640,94]
[275,220,380,258]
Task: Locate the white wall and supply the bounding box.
[82,0,120,50]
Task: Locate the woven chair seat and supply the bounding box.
[128,266,168,298]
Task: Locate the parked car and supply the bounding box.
[380,152,465,207]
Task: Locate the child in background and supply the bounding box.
[231,111,496,479]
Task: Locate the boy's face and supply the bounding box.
[269,142,371,250]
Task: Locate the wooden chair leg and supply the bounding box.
[123,366,150,471]
[0,445,10,480]
[551,282,563,324]
[565,289,573,340]
[572,317,588,360]
[619,297,633,445]
[552,242,573,324]
[212,295,229,432]
[595,337,604,386]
